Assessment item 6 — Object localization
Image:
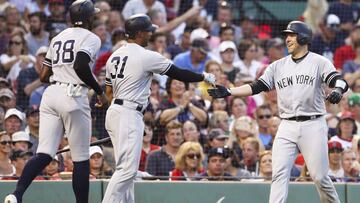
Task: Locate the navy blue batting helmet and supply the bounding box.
[69,0,99,26]
[282,21,312,45]
[125,14,157,38]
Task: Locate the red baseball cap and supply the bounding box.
[328,141,343,151]
[339,111,355,120]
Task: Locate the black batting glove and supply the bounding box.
[207,85,231,98]
[326,88,343,104]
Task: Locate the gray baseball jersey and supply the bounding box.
[38,27,100,162]
[103,42,172,203]
[262,52,340,203]
[44,27,100,85]
[259,52,339,118]
[105,43,172,106]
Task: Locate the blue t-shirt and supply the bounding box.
[342,60,360,75]
[173,51,211,74]
[259,133,272,146]
[328,2,360,23]
[310,34,344,62]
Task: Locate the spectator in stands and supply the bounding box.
[265,116,281,150]
[24,106,39,154]
[106,10,124,33]
[0,32,35,86]
[94,0,111,23]
[148,32,171,59]
[348,93,360,134]
[210,1,241,41]
[235,39,262,80]
[89,146,113,179]
[24,0,51,19]
[330,111,357,149]
[157,78,206,145]
[8,150,33,179]
[263,38,285,67]
[17,46,47,110]
[0,14,8,56]
[219,41,240,84]
[327,141,344,181]
[4,5,26,35]
[207,128,229,149]
[122,0,166,20]
[11,131,32,151]
[62,150,73,172]
[46,0,67,37]
[171,141,204,181]
[228,97,248,130]
[166,26,192,59]
[257,150,272,181]
[3,108,24,137]
[310,14,344,62]
[139,119,160,172]
[0,131,15,177]
[255,105,272,147]
[173,38,212,74]
[196,147,235,181]
[208,111,230,134]
[198,60,225,101]
[42,155,61,180]
[241,137,261,176]
[211,23,237,55]
[92,20,112,57]
[146,120,184,179]
[341,148,360,182]
[182,120,201,143]
[0,88,16,112]
[343,39,360,86]
[328,0,360,34]
[333,25,360,69]
[224,146,251,179]
[24,12,49,56]
[208,98,228,115]
[0,0,11,14]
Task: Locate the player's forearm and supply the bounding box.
[229,84,253,97]
[165,65,204,82]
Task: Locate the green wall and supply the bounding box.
[1,180,359,203]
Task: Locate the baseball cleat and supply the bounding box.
[4,194,17,203]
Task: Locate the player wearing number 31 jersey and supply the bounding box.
[4,1,107,203]
[102,14,215,203]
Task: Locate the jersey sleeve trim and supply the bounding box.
[259,78,271,90]
[43,58,52,68]
[325,71,340,86]
[105,77,112,86]
[159,63,172,75]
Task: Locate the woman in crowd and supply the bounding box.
[330,111,357,149]
[0,131,15,178]
[0,32,34,87]
[89,146,113,179]
[171,141,204,181]
[257,150,272,181]
[228,96,248,130]
[139,119,160,171]
[235,39,262,80]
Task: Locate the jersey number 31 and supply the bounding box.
[110,56,128,79]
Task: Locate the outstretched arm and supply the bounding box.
[208,80,269,98]
[165,64,215,84]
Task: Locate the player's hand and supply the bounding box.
[203,72,216,86]
[326,88,343,104]
[207,85,231,98]
[95,93,108,108]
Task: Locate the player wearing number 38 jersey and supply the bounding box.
[102,14,215,203]
[4,1,107,203]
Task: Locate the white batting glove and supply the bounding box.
[203,72,216,86]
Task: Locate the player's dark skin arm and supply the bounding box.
[39,64,53,83]
[105,85,113,103]
[165,64,205,82]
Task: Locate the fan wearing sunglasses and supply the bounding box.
[171,141,204,181]
[0,131,16,177]
[255,104,272,147]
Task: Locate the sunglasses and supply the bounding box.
[329,148,343,153]
[248,48,258,52]
[186,153,201,159]
[0,141,12,145]
[258,115,271,119]
[9,41,22,46]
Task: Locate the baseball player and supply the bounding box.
[208,21,347,203]
[102,14,215,203]
[5,1,107,203]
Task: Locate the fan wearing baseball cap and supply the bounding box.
[327,141,344,181]
[329,111,356,149]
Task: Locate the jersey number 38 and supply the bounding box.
[52,40,75,64]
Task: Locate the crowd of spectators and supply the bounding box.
[0,0,360,183]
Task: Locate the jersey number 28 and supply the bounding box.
[53,40,75,64]
[110,56,128,79]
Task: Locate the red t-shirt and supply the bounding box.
[139,144,160,171]
[333,45,355,70]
